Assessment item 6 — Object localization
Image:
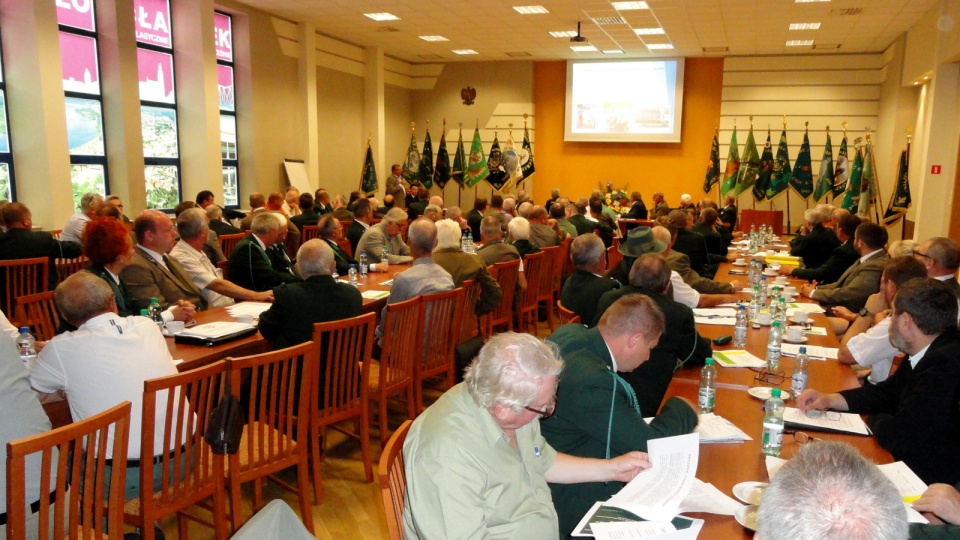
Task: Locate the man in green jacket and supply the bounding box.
[541,294,699,536]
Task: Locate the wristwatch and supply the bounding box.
[858,307,873,318]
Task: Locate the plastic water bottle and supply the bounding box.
[761,388,785,456]
[382,243,391,265]
[698,358,717,413]
[776,296,788,326]
[461,231,470,252]
[148,297,163,328]
[348,264,358,287]
[16,327,36,360]
[791,346,810,396]
[750,286,762,321]
[358,250,368,277]
[466,235,474,254]
[332,267,339,281]
[733,305,748,348]
[759,276,768,306]
[766,321,783,372]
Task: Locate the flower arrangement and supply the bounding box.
[601,182,631,215]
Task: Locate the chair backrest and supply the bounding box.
[536,246,559,302]
[5,401,132,540]
[377,296,421,394]
[139,360,227,516]
[311,312,375,422]
[15,290,60,341]
[219,232,247,259]
[227,341,317,475]
[301,225,319,243]
[0,257,50,326]
[458,279,480,342]
[419,287,466,378]
[518,251,546,309]
[378,419,412,540]
[55,255,89,284]
[557,300,581,325]
[485,259,521,334]
[557,236,573,284]
[337,236,354,259]
[606,244,623,271]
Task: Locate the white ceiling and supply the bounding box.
[238,0,940,63]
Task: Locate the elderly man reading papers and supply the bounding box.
[402,333,651,539]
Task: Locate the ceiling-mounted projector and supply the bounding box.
[570,21,588,42]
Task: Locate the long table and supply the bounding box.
[661,261,892,537]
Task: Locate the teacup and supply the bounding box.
[762,269,777,277]
[786,326,804,341]
[792,311,810,323]
[784,285,798,296]
[164,321,185,334]
[756,311,773,325]
[775,276,788,285]
[735,258,746,265]
[782,293,795,302]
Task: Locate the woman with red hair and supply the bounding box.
[83,217,137,316]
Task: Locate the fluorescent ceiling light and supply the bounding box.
[513,5,549,14]
[795,0,830,2]
[789,22,822,30]
[419,35,449,42]
[452,49,478,55]
[363,12,399,21]
[570,45,599,52]
[786,39,814,46]
[634,27,665,35]
[603,50,625,54]
[549,30,578,38]
[646,43,674,50]
[611,1,649,9]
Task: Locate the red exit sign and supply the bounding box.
[931,165,942,174]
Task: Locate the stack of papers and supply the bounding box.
[696,414,752,443]
[781,344,838,360]
[785,304,826,315]
[361,290,390,300]
[226,302,272,318]
[782,407,870,435]
[178,321,256,340]
[713,350,767,368]
[803,327,828,336]
[693,308,737,326]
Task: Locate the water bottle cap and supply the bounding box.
[799,346,807,354]
[140,309,149,316]
[771,388,781,397]
[19,327,28,333]
[150,297,158,303]
[705,358,714,365]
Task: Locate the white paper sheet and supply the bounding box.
[712,350,767,368]
[178,321,255,339]
[693,308,738,317]
[226,302,272,318]
[605,434,700,522]
[786,303,826,314]
[591,521,675,539]
[783,407,870,435]
[695,414,752,443]
[781,344,838,360]
[765,456,787,479]
[678,479,743,515]
[803,326,828,336]
[360,290,390,300]
[693,316,736,326]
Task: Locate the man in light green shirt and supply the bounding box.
[402,333,651,539]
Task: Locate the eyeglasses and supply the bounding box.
[804,410,842,421]
[524,396,557,419]
[784,430,824,445]
[913,249,933,261]
[751,368,786,385]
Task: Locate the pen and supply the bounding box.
[534,447,541,458]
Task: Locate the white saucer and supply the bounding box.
[733,482,768,505]
[735,505,759,531]
[747,387,792,401]
[790,316,811,325]
[732,262,748,267]
[783,336,808,344]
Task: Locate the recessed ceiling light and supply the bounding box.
[603,50,625,54]
[634,27,665,35]
[786,39,814,46]
[789,22,822,30]
[452,49,478,55]
[646,44,674,50]
[923,76,929,80]
[570,45,598,52]
[795,0,830,3]
[419,35,449,42]
[611,1,649,9]
[513,5,549,14]
[363,12,399,21]
[914,81,919,85]
[549,30,579,38]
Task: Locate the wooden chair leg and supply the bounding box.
[213,475,229,540]
[229,473,243,533]
[359,405,373,483]
[406,385,417,420]
[310,423,324,504]
[379,395,390,447]
[296,457,315,533]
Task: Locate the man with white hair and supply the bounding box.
[677,193,695,216]
[226,212,301,292]
[508,217,540,260]
[60,192,104,245]
[432,219,502,315]
[357,207,413,266]
[502,197,517,222]
[756,442,907,540]
[428,195,443,208]
[422,204,443,222]
[443,205,471,232]
[283,186,301,216]
[651,191,669,219]
[545,188,561,210]
[790,207,841,270]
[402,332,652,539]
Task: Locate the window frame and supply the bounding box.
[215,10,239,209]
[0,29,16,201]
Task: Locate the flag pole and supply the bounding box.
[768,124,773,212]
[474,119,479,202]
[902,130,912,239]
[785,118,793,236]
[866,129,884,225]
[749,117,756,211]
[715,125,722,208]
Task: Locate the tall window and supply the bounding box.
[135,0,180,209]
[56,0,108,209]
[0,31,14,201]
[214,11,239,207]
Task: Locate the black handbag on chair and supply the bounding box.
[204,376,244,455]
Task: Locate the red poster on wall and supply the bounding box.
[137,48,175,103]
[217,65,234,111]
[60,32,100,95]
[214,12,233,62]
[56,0,96,32]
[134,0,172,49]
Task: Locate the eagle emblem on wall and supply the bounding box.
[461,86,476,106]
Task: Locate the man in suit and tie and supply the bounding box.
[650,191,670,219]
[205,205,241,236]
[913,237,960,302]
[0,203,83,291]
[790,208,841,271]
[347,198,373,255]
[290,193,320,233]
[719,195,738,232]
[119,210,206,314]
[226,212,301,292]
[783,213,860,285]
[317,215,357,276]
[466,197,487,242]
[803,222,890,335]
[560,234,621,325]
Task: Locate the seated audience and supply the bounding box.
[290,192,320,233]
[783,213,860,285]
[667,209,713,277]
[347,198,373,255]
[650,225,742,308]
[508,217,540,259]
[205,204,241,236]
[756,442,907,540]
[173,200,226,264]
[265,191,301,257]
[677,193,695,215]
[542,294,698,536]
[466,197,487,242]
[566,200,600,237]
[316,215,357,276]
[407,188,430,221]
[914,237,960,301]
[477,214,527,294]
[527,205,563,248]
[719,195,738,232]
[624,191,648,220]
[691,207,728,258]
[422,204,442,222]
[431,219,501,316]
[588,196,616,247]
[197,189,245,222]
[0,202,82,291]
[443,205,470,232]
[402,332,651,539]
[545,188,561,210]
[551,202,577,239]
[105,194,131,223]
[314,189,333,215]
[329,194,354,222]
[650,191,669,219]
[226,212,301,292]
[357,207,413,266]
[799,278,960,485]
[560,234,620,325]
[657,223,739,294]
[790,208,841,270]
[239,192,267,230]
[888,239,918,258]
[59,192,104,245]
[283,186,301,216]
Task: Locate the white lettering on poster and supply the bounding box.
[56,0,91,13]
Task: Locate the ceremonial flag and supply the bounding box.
[858,140,878,218]
[734,126,759,196]
[833,136,849,199]
[452,128,466,188]
[703,133,720,194]
[882,147,911,227]
[434,129,451,189]
[401,133,420,184]
[840,144,863,212]
[485,134,508,191]
[464,128,489,189]
[753,132,774,202]
[813,132,834,202]
[766,129,792,199]
[720,128,739,196]
[520,125,535,182]
[359,141,378,197]
[501,131,521,192]
[790,128,814,199]
[418,129,434,189]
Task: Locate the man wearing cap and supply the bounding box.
[609,226,666,285]
[560,234,620,325]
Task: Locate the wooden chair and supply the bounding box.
[482,259,521,337]
[556,235,573,301]
[15,291,60,341]
[225,342,316,533]
[536,246,561,332]
[516,251,546,335]
[55,255,88,284]
[458,279,481,343]
[416,287,465,413]
[310,312,375,503]
[0,257,49,326]
[5,401,131,540]
[606,244,623,271]
[378,419,412,540]
[557,300,581,325]
[219,232,247,259]
[617,219,655,237]
[48,229,62,240]
[301,225,319,243]
[370,296,420,445]
[124,361,229,540]
[337,236,354,258]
